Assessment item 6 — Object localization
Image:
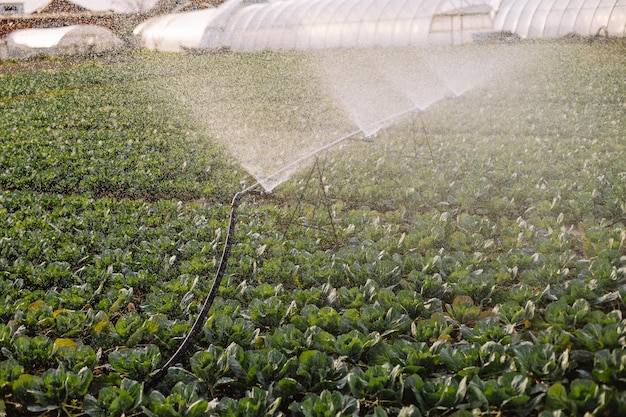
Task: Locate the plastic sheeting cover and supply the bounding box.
[133,8,219,51]
[207,0,493,50]
[8,26,76,48]
[4,25,125,58]
[134,0,626,52]
[134,0,494,52]
[492,0,626,37]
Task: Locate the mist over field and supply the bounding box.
[0,39,625,415]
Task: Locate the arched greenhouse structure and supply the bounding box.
[133,8,220,51]
[491,0,626,38]
[1,25,125,59]
[133,0,626,52]
[134,0,494,52]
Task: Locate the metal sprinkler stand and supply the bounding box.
[147,184,262,388]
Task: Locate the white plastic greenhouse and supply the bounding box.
[134,0,494,52]
[2,25,125,59]
[492,0,626,38]
[133,8,220,51]
[133,0,626,52]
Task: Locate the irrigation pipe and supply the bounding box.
[147,104,429,388]
[146,129,365,387]
[146,188,253,388]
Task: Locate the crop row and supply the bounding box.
[1,187,625,414]
[1,43,625,415]
[0,56,241,202]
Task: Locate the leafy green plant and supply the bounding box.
[0,43,625,416]
[395,340,437,376]
[52,338,97,372]
[341,363,403,404]
[592,348,626,385]
[289,390,359,417]
[24,300,54,331]
[189,344,232,389]
[302,305,343,335]
[574,321,625,351]
[10,335,54,371]
[495,300,535,326]
[82,378,144,417]
[108,344,161,380]
[511,343,570,381]
[0,359,22,394]
[240,349,293,389]
[114,312,144,343]
[334,330,369,361]
[411,313,453,343]
[143,382,213,417]
[90,313,119,348]
[294,350,349,392]
[53,308,88,338]
[472,372,537,413]
[546,379,612,415]
[263,323,306,356]
[12,365,92,414]
[477,341,509,377]
[438,342,481,377]
[203,314,258,348]
[445,295,482,324]
[235,387,283,417]
[460,314,513,345]
[543,298,591,328]
[421,375,467,410]
[246,297,289,328]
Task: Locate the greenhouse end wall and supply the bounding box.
[430,6,494,45]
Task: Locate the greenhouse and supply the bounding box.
[1,24,125,59]
[134,0,626,52]
[135,0,495,51]
[133,8,220,52]
[491,0,626,38]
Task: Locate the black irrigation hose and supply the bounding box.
[146,187,257,388]
[146,127,377,388]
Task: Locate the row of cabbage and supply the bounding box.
[0,44,625,415]
[1,188,624,415]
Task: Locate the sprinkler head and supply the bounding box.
[360,130,379,142]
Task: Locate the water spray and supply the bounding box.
[146,91,451,386]
[360,103,429,136]
[146,127,370,388]
[147,97,448,388]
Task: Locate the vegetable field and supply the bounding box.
[0,41,625,416]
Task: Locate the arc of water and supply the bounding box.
[320,48,484,138]
[249,126,365,192]
[249,99,447,192]
[252,64,484,192]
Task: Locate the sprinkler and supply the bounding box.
[147,102,434,388]
[146,129,366,388]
